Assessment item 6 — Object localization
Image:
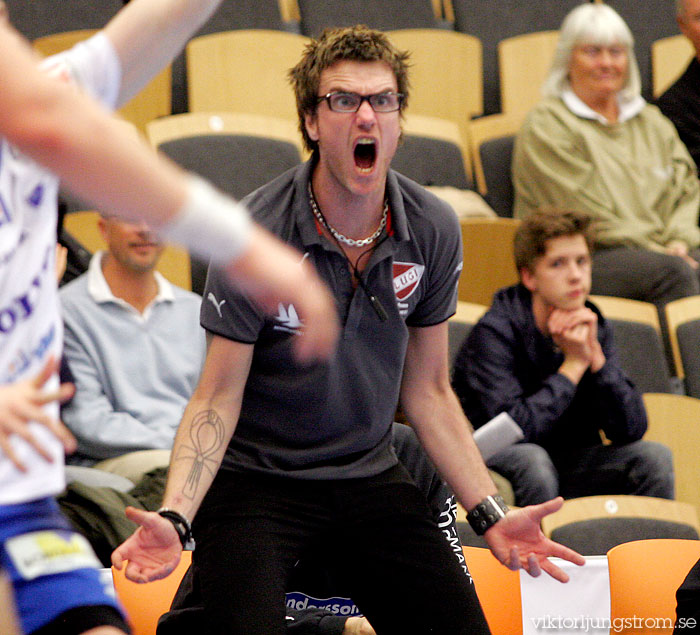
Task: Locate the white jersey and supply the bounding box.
[0,34,121,504]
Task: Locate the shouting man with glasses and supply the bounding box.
[113,25,584,635]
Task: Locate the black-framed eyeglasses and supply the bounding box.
[316,91,405,113]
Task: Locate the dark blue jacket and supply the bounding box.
[452,285,647,455]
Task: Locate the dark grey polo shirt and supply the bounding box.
[201,160,462,480]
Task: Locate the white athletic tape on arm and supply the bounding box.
[162,176,252,265]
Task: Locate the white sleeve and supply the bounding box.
[40,32,122,111]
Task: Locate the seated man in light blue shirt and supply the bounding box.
[60,214,205,479]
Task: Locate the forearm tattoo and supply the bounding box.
[175,409,225,500]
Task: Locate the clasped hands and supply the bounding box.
[548,307,605,376]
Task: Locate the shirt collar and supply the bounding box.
[87,250,174,308]
[561,86,646,124]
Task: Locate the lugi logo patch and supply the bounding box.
[392,262,425,301]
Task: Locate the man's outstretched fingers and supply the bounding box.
[541,558,571,583]
[526,553,542,577]
[124,505,151,526]
[506,547,520,570]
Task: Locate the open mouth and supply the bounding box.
[354,139,377,172]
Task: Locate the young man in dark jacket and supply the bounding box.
[452,209,674,506]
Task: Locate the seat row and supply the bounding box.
[110,532,700,635]
[31,24,694,217]
[455,494,700,555]
[9,0,684,114]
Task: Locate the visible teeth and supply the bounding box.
[354,138,376,172]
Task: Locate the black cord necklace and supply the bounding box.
[308,183,389,322]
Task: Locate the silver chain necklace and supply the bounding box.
[308,183,388,248]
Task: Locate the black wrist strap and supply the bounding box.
[157,508,196,551]
[467,494,509,535]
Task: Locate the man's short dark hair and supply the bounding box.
[288,24,410,153]
[514,209,595,274]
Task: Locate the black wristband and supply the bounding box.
[467,495,509,535]
[157,508,196,551]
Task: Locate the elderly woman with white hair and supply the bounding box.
[513,2,700,310]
